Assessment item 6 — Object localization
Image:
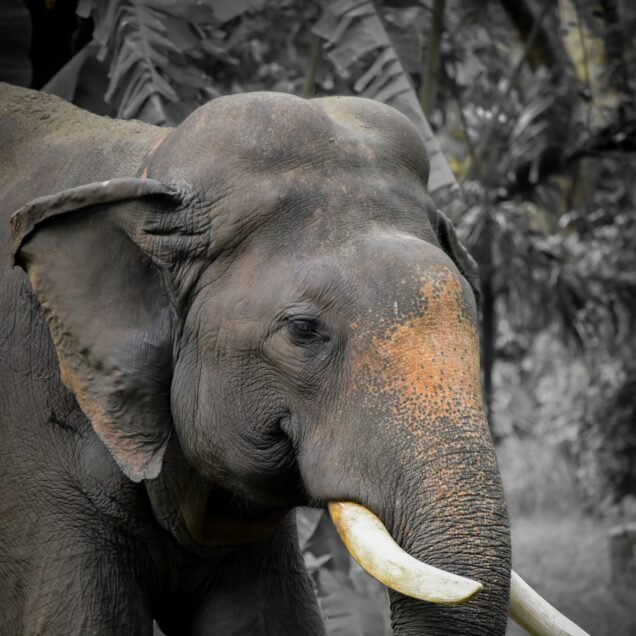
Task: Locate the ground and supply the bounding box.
[499,437,636,636]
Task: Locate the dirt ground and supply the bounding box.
[498,438,636,636]
[506,516,636,635]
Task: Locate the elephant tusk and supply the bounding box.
[327,501,482,604]
[509,570,590,636]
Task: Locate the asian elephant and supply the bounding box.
[0,82,583,636]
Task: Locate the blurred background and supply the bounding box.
[2,0,635,633]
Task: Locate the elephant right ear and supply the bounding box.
[11,178,182,482]
[425,204,481,303]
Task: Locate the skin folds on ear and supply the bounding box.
[10,178,177,262]
[11,178,180,482]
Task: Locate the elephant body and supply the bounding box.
[0,82,511,635]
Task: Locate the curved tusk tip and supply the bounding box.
[509,570,591,636]
[451,577,483,604]
[328,501,483,605]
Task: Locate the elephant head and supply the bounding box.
[11,93,583,635]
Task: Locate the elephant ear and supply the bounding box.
[11,178,182,482]
[426,205,481,303]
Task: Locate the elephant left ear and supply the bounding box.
[11,178,182,482]
[426,205,481,302]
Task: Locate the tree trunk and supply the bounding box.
[419,0,445,118]
[609,523,636,590]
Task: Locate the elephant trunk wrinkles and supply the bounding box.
[386,420,511,636]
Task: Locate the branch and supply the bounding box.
[302,35,323,99]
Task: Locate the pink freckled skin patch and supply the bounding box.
[353,268,483,424]
[345,266,497,515]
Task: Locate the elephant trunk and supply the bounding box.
[320,410,511,634]
[322,267,511,634]
[307,390,511,631]
[384,423,511,636]
[326,406,511,635]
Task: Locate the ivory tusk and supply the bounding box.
[327,502,589,633]
[327,501,482,604]
[509,570,590,636]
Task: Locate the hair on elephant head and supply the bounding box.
[4,87,586,636]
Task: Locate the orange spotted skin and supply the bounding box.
[347,261,506,540]
[350,264,489,482]
[353,266,482,420]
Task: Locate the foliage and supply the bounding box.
[496,334,636,509]
[77,0,208,123]
[62,0,321,124]
[575,363,636,508]
[51,0,457,190]
[437,2,636,495]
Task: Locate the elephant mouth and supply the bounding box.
[328,501,590,636]
[180,484,291,550]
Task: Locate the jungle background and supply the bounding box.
[1,0,635,633]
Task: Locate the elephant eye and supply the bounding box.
[287,317,330,347]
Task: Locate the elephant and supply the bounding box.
[0,82,586,636]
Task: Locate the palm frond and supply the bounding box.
[77,0,244,125]
[313,0,457,193]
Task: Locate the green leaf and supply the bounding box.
[84,0,196,122]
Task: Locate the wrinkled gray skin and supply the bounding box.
[0,82,511,635]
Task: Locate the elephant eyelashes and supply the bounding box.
[286,317,330,347]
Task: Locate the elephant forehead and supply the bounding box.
[146,92,430,187]
[161,159,439,266]
[312,95,430,178]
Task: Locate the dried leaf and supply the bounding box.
[353,46,393,93]
[120,78,162,119]
[371,73,411,103]
[105,41,141,101]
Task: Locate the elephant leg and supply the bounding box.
[167,513,325,636]
[0,475,157,635]
[2,538,155,635]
